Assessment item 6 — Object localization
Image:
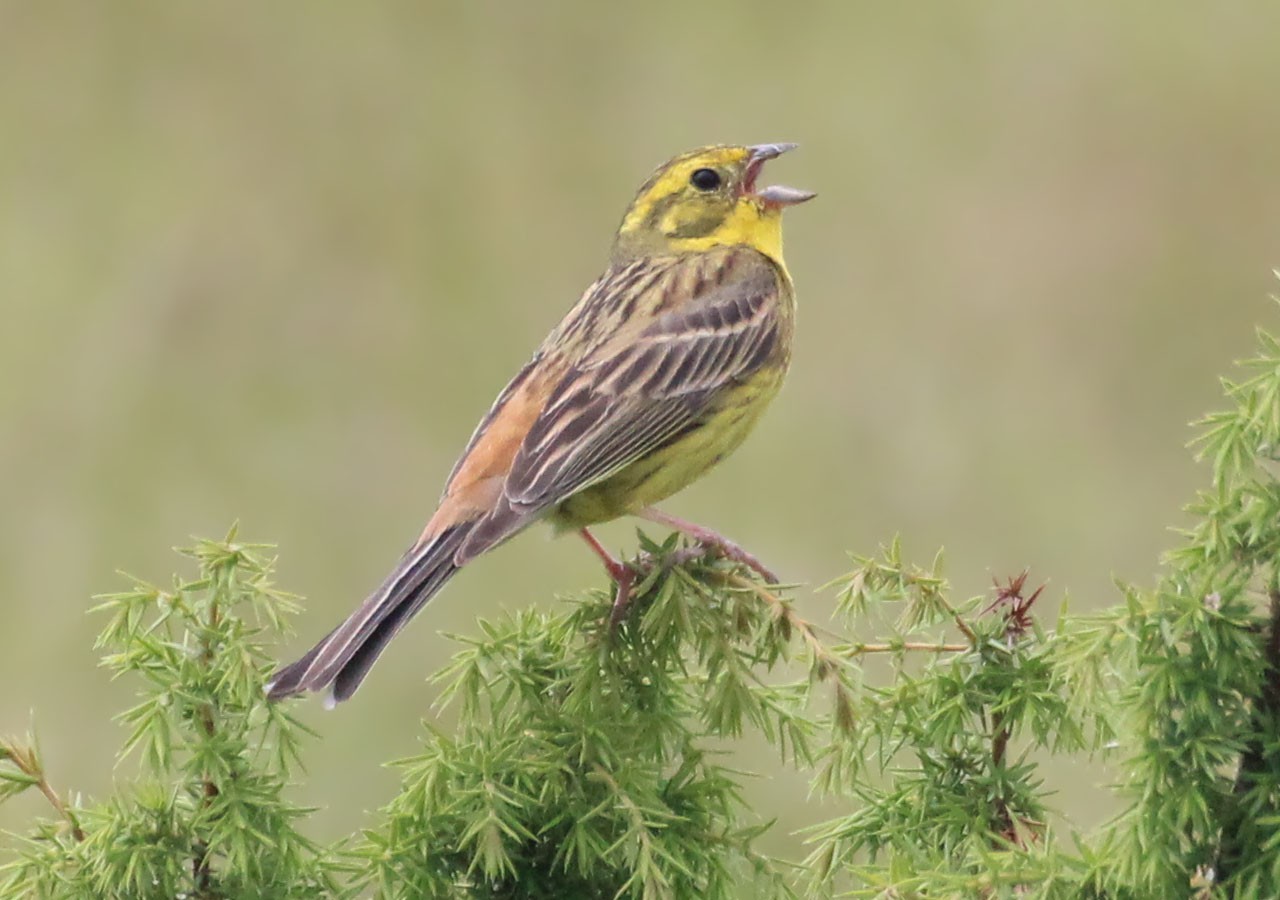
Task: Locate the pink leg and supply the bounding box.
[579,528,636,627]
[636,508,779,583]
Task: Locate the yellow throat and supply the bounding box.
[611,143,814,267]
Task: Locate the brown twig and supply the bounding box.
[1,738,86,842]
[192,601,221,895]
[716,572,968,669]
[849,641,969,654]
[589,763,660,864]
[982,571,1047,850]
[932,588,980,645]
[716,571,844,676]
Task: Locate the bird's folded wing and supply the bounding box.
[455,261,783,560]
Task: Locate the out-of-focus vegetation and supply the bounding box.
[2,2,1278,856]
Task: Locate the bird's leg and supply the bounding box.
[636,507,780,583]
[579,528,636,627]
[578,527,631,583]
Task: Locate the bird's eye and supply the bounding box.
[689,168,721,191]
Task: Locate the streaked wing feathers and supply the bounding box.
[507,289,779,506]
[454,248,783,562]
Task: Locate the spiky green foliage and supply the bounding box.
[6,303,1280,897]
[1086,318,1280,898]
[352,536,822,899]
[796,547,1109,899]
[0,529,345,899]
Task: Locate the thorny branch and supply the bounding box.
[984,571,1045,849]
[0,737,86,843]
[193,600,221,896]
[717,571,967,673]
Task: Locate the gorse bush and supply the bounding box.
[1089,322,1280,898]
[1,536,344,899]
[354,536,818,899]
[6,307,1280,897]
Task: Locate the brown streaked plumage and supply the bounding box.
[267,143,813,704]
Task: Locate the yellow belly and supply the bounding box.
[549,366,786,529]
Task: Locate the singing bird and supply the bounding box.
[267,143,814,705]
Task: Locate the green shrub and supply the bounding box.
[8,313,1280,898]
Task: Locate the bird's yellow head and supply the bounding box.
[612,143,815,264]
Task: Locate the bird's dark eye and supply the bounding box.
[689,168,721,191]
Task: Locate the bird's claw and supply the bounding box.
[691,538,779,584]
[608,564,637,629]
[600,534,779,633]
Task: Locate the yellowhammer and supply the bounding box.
[268,143,814,704]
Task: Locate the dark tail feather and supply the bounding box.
[266,524,470,705]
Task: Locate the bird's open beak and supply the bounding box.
[743,143,816,208]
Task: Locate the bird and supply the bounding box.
[266,143,814,705]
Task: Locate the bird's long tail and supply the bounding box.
[265,523,471,705]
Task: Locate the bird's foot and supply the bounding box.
[637,508,779,583]
[579,528,641,628]
[691,535,779,584]
[607,565,637,629]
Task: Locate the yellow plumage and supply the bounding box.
[268,143,813,703]
[551,249,796,530]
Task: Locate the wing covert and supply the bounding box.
[451,249,785,564]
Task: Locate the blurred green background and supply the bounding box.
[3,0,1279,863]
